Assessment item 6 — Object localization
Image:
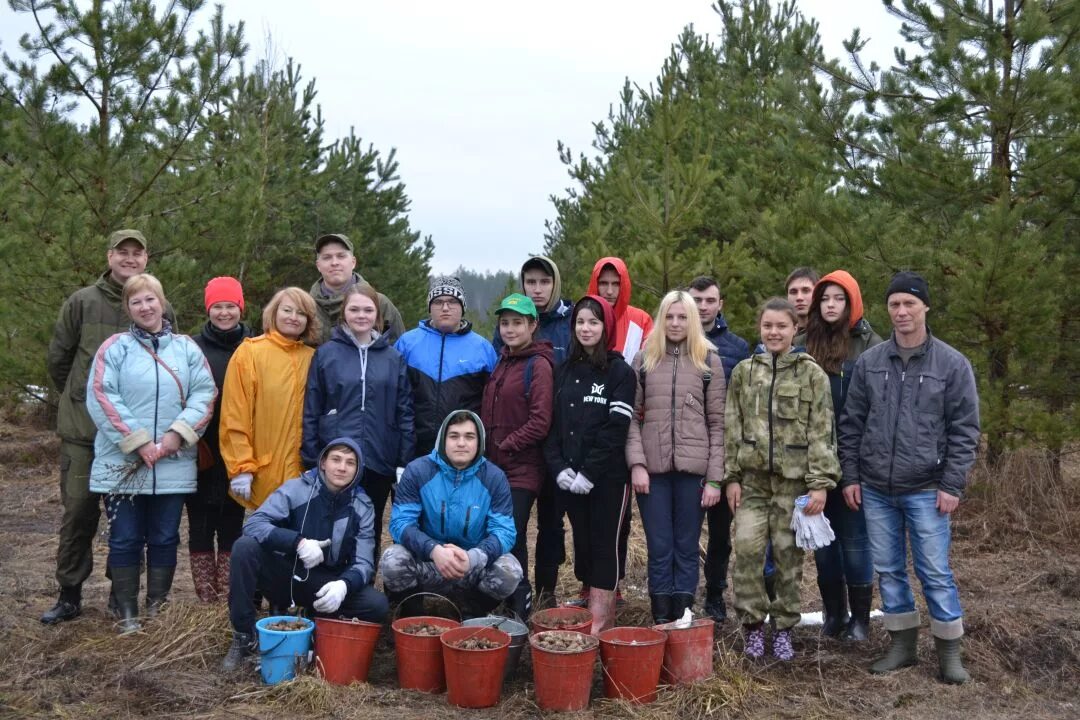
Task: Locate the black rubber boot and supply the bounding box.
[934,636,971,685]
[221,629,256,672]
[507,583,533,623]
[764,572,777,603]
[844,584,873,641]
[110,565,142,635]
[390,590,426,619]
[818,577,850,638]
[870,628,919,674]
[145,565,176,617]
[40,586,82,625]
[649,594,673,625]
[704,587,726,624]
[461,587,500,619]
[672,592,695,621]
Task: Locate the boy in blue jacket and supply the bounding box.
[222,438,389,671]
[382,410,522,616]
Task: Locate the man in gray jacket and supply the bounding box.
[838,271,980,684]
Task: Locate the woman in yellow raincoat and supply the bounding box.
[220,287,320,510]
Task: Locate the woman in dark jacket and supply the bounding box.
[544,295,635,635]
[188,277,255,602]
[480,293,554,620]
[303,282,415,562]
[802,270,882,641]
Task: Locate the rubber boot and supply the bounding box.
[934,636,971,685]
[507,582,532,622]
[566,583,590,608]
[145,565,176,618]
[40,586,82,625]
[110,565,142,635]
[649,593,673,625]
[764,572,777,603]
[390,590,426,619]
[869,628,919,674]
[221,629,255,672]
[214,551,231,602]
[704,587,727,624]
[671,592,695,622]
[818,577,850,638]
[588,588,616,636]
[462,587,500,620]
[190,551,218,603]
[844,584,873,641]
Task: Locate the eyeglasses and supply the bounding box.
[432,300,459,309]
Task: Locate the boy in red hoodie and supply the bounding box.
[588,257,654,365]
[480,293,555,620]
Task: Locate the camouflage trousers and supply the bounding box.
[731,472,806,630]
[380,543,523,601]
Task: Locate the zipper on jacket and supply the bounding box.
[440,500,446,535]
[436,333,446,425]
[463,506,472,535]
[768,354,777,474]
[152,355,159,495]
[670,347,680,453]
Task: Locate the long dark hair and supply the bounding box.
[567,297,610,369]
[805,282,850,374]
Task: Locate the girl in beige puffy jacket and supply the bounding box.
[627,290,726,624]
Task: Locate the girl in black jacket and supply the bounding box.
[544,295,635,635]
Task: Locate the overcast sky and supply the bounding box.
[1,1,902,274]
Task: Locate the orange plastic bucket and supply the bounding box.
[655,618,715,684]
[530,606,593,635]
[314,617,381,685]
[391,616,461,692]
[530,631,599,712]
[598,626,668,703]
[440,625,511,708]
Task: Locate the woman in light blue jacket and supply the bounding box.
[86,273,216,633]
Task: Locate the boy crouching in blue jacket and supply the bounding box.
[381,410,522,617]
[222,437,389,671]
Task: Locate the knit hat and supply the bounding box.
[108,229,147,250]
[495,293,538,320]
[428,276,467,311]
[885,271,930,306]
[204,276,245,313]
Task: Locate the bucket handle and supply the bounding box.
[391,591,461,621]
[260,621,311,654]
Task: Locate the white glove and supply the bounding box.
[297,538,332,569]
[312,579,348,613]
[556,468,575,490]
[569,472,594,495]
[230,473,253,500]
[790,495,835,550]
[395,467,405,483]
[466,547,488,572]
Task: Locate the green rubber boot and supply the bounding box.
[934,636,971,685]
[869,627,919,674]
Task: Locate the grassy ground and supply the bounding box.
[0,418,1077,719]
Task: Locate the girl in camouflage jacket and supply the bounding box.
[723,298,840,661]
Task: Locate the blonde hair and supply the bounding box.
[122,273,167,315]
[263,287,321,344]
[640,290,714,373]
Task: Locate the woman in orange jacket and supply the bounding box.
[220,287,320,510]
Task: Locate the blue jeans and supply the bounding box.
[105,493,186,568]
[814,486,873,585]
[862,486,963,636]
[636,472,705,595]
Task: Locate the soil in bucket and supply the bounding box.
[530,631,599,712]
[314,617,381,685]
[462,616,528,681]
[598,626,668,703]
[391,616,461,692]
[530,606,593,635]
[440,625,511,708]
[655,617,715,685]
[256,615,315,685]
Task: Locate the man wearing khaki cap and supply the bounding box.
[309,233,405,344]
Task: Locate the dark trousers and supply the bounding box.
[534,471,565,591]
[814,485,873,585]
[186,494,245,553]
[362,468,395,564]
[510,488,536,594]
[563,481,631,591]
[637,472,705,595]
[228,535,389,633]
[105,493,186,568]
[55,442,101,588]
[704,493,733,593]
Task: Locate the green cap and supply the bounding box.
[495,293,537,319]
[108,229,147,250]
[315,233,354,254]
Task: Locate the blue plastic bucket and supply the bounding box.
[256,615,315,684]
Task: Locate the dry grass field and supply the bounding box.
[1,416,1077,719]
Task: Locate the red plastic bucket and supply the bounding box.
[391,616,461,692]
[314,617,381,685]
[655,618,715,684]
[530,631,599,712]
[530,607,593,635]
[598,626,668,703]
[440,625,511,708]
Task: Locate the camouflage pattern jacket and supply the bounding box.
[723,349,839,491]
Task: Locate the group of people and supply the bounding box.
[42,229,980,686]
